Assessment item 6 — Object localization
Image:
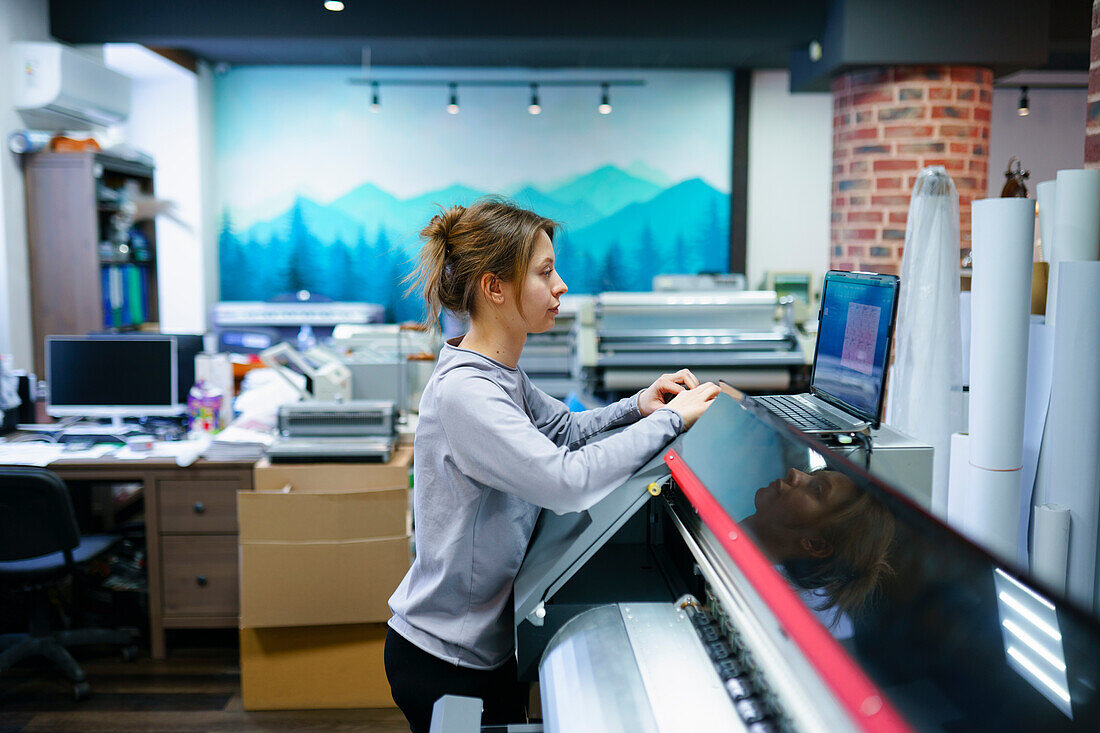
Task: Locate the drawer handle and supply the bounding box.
[196,575,208,587]
[193,502,206,514]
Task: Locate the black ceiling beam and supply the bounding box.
[790,0,1053,92]
[48,0,827,68]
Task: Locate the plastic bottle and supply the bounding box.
[187,379,224,438]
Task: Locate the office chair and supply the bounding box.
[0,466,138,700]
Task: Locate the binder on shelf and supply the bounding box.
[101,265,125,329]
[124,264,145,325]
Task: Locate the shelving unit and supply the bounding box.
[23,151,160,375]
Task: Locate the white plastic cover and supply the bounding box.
[886,166,964,518]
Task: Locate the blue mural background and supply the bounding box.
[216,67,732,321]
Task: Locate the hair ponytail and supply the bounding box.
[409,206,466,327]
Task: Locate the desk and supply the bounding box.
[4,452,255,659]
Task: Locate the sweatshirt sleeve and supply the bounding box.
[522,376,643,449]
[437,371,682,515]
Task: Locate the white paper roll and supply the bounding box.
[966,465,1022,561]
[1043,261,1100,610]
[1031,503,1071,597]
[946,432,971,531]
[1035,180,1057,262]
[969,198,1035,471]
[1045,169,1100,326]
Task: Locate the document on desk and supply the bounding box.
[113,437,210,467]
[0,443,116,466]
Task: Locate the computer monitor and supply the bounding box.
[46,335,185,423]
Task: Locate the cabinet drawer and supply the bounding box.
[161,536,239,616]
[159,480,240,533]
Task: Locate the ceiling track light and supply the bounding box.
[1018,86,1030,117]
[447,82,459,115]
[323,0,345,11]
[528,83,541,115]
[598,83,612,115]
[369,81,380,113]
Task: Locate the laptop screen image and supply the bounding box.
[810,271,899,424]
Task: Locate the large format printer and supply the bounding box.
[596,292,804,394]
[434,388,1100,731]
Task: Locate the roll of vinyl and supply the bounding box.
[946,432,970,532]
[1045,169,1100,326]
[1031,503,1071,597]
[969,198,1034,471]
[966,198,1034,559]
[965,466,1022,561]
[1035,179,1057,262]
[1043,261,1100,610]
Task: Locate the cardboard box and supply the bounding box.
[240,623,394,710]
[238,487,410,540]
[238,485,411,628]
[239,532,409,628]
[252,446,413,493]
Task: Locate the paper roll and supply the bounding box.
[965,465,1022,561]
[1043,261,1100,610]
[1031,503,1071,597]
[969,198,1035,471]
[1045,169,1100,326]
[946,432,970,531]
[1035,179,1057,262]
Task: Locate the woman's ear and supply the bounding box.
[480,272,505,305]
[800,536,834,559]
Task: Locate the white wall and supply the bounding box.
[105,45,212,334]
[0,0,51,369]
[196,62,219,320]
[987,86,1087,198]
[746,69,833,291]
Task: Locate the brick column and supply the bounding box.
[830,66,993,273]
[1088,0,1100,168]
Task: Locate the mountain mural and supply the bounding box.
[221,164,730,321]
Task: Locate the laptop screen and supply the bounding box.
[810,271,899,423]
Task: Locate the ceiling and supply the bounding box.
[48,0,1093,74]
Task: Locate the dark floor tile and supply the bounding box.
[0,712,33,733]
[0,692,232,713]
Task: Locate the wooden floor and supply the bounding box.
[0,645,409,732]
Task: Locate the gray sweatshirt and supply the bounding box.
[387,337,683,669]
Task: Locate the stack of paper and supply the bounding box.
[203,421,275,462]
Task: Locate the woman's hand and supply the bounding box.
[664,382,721,429]
[638,369,701,417]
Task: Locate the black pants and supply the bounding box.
[384,627,526,733]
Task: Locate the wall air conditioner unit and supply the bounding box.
[12,42,131,131]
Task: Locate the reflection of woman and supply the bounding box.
[742,468,895,619]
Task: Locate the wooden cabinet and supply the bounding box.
[49,459,253,659]
[23,151,160,375]
[161,535,240,616]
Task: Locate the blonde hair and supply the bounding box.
[408,197,557,327]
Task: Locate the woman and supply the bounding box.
[385,198,719,732]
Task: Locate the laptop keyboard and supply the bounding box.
[755,395,844,431]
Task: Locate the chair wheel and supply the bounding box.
[121,645,139,662]
[73,680,91,701]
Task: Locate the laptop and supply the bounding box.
[754,270,900,434]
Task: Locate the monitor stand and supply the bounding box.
[63,416,139,439]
